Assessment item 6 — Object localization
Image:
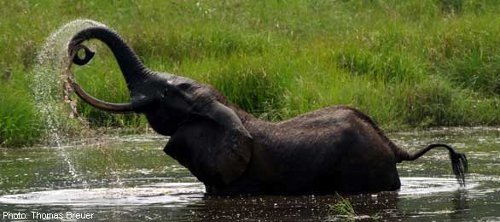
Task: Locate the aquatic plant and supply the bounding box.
[328,193,356,220]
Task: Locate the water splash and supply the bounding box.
[31,19,106,187]
[0,183,204,206]
[399,177,479,196]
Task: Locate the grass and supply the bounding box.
[0,0,499,147]
[328,193,356,220]
[0,78,42,146]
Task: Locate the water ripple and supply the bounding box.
[0,182,204,207]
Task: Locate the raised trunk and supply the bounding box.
[68,26,150,92]
[71,81,134,113]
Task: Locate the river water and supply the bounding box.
[0,128,498,221]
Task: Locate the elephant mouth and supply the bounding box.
[68,44,135,113]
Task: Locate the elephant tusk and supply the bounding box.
[71,81,134,113]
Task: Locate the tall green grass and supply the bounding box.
[0,0,499,147]
[0,71,43,146]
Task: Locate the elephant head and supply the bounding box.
[68,27,252,185]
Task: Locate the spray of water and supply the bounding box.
[31,19,106,187]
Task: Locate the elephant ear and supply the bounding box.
[164,101,252,185]
[213,121,253,185]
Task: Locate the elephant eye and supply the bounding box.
[178,83,191,90]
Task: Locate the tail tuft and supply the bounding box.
[450,151,468,187]
[400,143,468,187]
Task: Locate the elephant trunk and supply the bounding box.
[68,26,152,112]
[71,79,134,113]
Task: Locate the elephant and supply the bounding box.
[67,26,468,195]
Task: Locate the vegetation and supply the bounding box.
[328,193,356,220]
[0,0,499,147]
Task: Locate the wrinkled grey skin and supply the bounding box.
[68,27,468,195]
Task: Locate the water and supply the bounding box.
[0,128,498,221]
[32,19,106,142]
[31,19,106,187]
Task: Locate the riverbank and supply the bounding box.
[1,1,499,147]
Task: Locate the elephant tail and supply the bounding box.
[337,106,468,186]
[397,143,468,186]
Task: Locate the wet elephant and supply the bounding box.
[68,26,467,195]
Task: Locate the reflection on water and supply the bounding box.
[0,128,498,221]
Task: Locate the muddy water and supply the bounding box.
[0,128,498,221]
